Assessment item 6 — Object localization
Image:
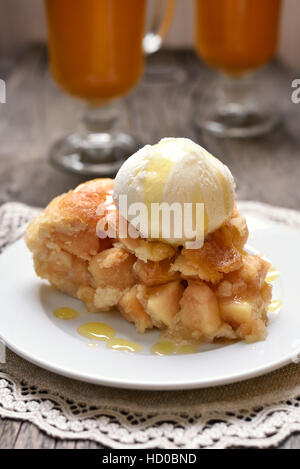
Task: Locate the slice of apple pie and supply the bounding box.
[26,177,272,345]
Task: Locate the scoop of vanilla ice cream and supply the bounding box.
[113,138,236,245]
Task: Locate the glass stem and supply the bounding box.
[217,73,257,118]
[194,69,279,138]
[80,100,120,135]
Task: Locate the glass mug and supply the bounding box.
[44,0,175,175]
[194,0,282,138]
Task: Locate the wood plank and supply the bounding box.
[55,439,77,449]
[13,422,56,449]
[278,433,300,450]
[0,418,22,449]
[75,440,103,449]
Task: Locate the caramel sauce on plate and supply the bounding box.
[53,307,78,320]
[151,340,198,356]
[78,322,115,341]
[77,321,142,353]
[268,300,282,313]
[266,266,280,283]
[107,338,142,353]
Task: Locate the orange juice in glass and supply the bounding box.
[194,0,282,137]
[44,0,175,175]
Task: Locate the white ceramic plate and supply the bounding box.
[0,213,298,390]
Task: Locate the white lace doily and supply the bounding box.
[1,201,300,449]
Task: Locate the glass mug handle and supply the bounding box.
[143,0,176,54]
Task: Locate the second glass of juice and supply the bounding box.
[194,0,282,138]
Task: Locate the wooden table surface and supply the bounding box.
[0,45,299,449]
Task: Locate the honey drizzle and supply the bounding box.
[77,322,115,341]
[151,340,198,356]
[77,321,142,353]
[268,300,282,313]
[53,307,78,320]
[107,338,142,353]
[266,266,280,283]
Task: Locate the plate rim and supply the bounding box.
[1,329,292,390]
